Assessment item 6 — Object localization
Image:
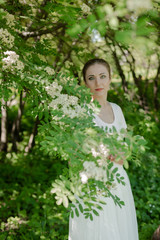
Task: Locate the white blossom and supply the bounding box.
[91,143,109,167]
[61,104,86,119]
[3,12,15,27]
[44,66,55,75]
[127,0,152,12]
[45,82,62,98]
[91,148,99,157]
[0,28,15,48]
[46,82,86,119]
[81,161,108,183]
[37,54,47,63]
[80,172,88,184]
[83,161,96,170]
[57,74,75,85]
[65,61,73,69]
[2,216,27,231]
[68,95,78,105]
[99,144,109,157]
[2,51,24,72]
[94,168,107,182]
[81,3,90,14]
[18,0,42,6]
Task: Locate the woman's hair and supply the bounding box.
[82,58,111,82]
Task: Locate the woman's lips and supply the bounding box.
[95,88,103,91]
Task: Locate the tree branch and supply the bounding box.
[20,23,66,39]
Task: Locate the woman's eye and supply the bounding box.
[88,77,94,80]
[100,75,106,79]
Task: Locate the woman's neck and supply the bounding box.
[92,95,108,108]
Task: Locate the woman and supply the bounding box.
[69,59,139,240]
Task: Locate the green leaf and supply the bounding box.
[67,24,82,37]
[45,136,54,141]
[71,210,74,218]
[39,111,43,120]
[63,195,69,208]
[84,213,89,219]
[119,201,125,206]
[123,160,129,169]
[116,178,120,183]
[115,30,133,45]
[75,208,79,217]
[79,204,83,213]
[84,208,91,212]
[89,213,93,221]
[96,205,103,210]
[56,198,62,205]
[107,169,110,178]
[93,209,99,216]
[112,167,118,174]
[120,176,124,180]
[108,162,113,169]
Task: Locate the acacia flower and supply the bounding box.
[80,172,88,184]
[0,28,14,48]
[81,3,91,14]
[2,51,24,72]
[44,66,55,75]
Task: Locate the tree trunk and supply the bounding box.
[0,99,8,152]
[105,37,128,92]
[111,50,128,93]
[11,91,26,152]
[153,63,160,111]
[25,116,40,153]
[131,72,146,107]
[117,44,147,108]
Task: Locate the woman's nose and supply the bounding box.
[95,77,100,86]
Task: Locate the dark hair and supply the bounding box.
[82,58,111,82]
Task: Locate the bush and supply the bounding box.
[0,148,69,239]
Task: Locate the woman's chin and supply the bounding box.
[94,91,105,96]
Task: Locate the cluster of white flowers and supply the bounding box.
[91,143,110,167]
[65,61,73,69]
[46,81,86,119]
[91,144,109,158]
[62,104,86,119]
[81,3,91,14]
[45,81,62,97]
[37,53,47,63]
[3,12,15,27]
[1,216,27,231]
[127,0,152,12]
[19,0,41,5]
[58,74,75,85]
[0,28,15,48]
[78,49,90,57]
[2,51,24,72]
[44,66,55,75]
[80,161,107,184]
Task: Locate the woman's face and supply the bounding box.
[85,63,111,97]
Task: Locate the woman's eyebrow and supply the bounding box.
[88,73,106,76]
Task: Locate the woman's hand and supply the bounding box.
[107,154,124,165]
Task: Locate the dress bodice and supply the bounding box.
[92,102,127,133]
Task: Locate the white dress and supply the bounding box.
[69,102,139,240]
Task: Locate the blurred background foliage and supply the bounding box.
[0,0,160,239]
